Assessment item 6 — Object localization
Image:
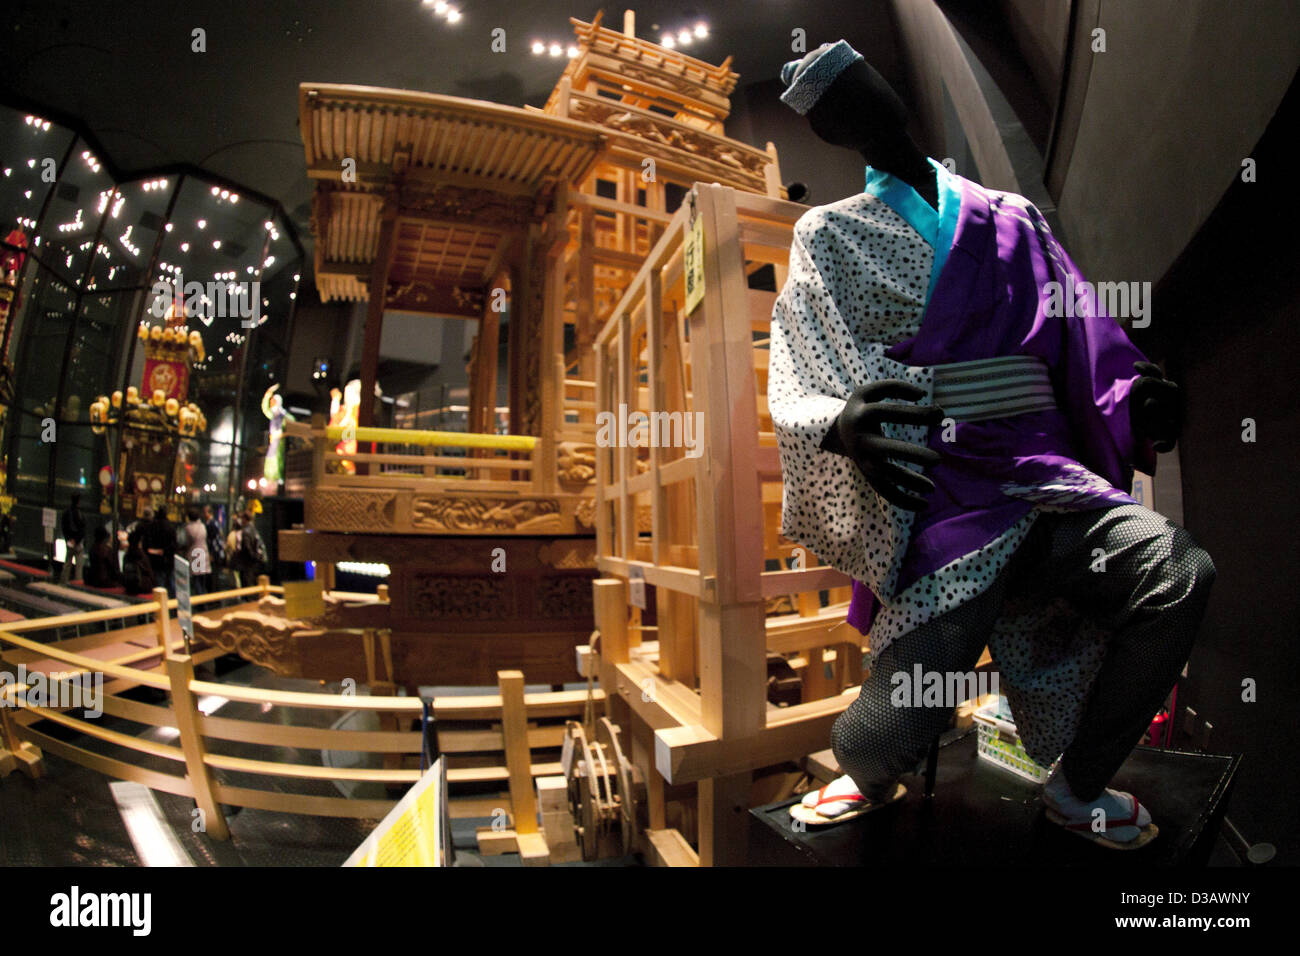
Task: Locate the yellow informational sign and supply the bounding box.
[282,578,326,620]
[684,211,705,316]
[344,759,446,867]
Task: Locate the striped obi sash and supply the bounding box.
[930,355,1056,422]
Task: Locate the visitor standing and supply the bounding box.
[59,492,86,583]
[182,508,211,595]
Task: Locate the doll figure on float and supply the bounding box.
[261,383,293,488]
[328,378,363,474]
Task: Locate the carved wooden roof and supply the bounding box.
[300,84,607,304]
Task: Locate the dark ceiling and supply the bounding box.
[0,0,900,266]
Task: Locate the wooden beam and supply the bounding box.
[653,695,850,784]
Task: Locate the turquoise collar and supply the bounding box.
[864,157,961,301]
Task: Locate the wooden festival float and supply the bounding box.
[257,10,784,696]
[68,12,850,862]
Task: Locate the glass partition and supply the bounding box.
[0,102,302,561]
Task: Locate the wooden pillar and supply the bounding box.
[358,200,399,430]
[593,578,629,665]
[309,412,327,488]
[691,185,767,866]
[499,669,549,865]
[506,259,525,436]
[474,274,503,435]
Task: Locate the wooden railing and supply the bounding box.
[0,579,603,838]
[288,418,542,491]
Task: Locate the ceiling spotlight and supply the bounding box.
[567,45,579,57]
[446,8,461,22]
[531,40,545,54]
[197,219,206,229]
[549,43,562,56]
[432,0,447,11]
[662,34,675,48]
[212,240,221,249]
[695,23,708,38]
[678,30,692,45]
[211,186,220,195]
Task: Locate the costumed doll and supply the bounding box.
[328,379,361,475]
[261,384,293,487]
[770,42,1214,849]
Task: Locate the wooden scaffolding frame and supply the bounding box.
[591,184,861,865]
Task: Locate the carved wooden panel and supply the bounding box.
[192,612,304,676]
[307,490,398,531]
[408,573,513,619]
[410,496,561,532]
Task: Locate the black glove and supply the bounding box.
[1130,361,1182,453]
[820,380,945,511]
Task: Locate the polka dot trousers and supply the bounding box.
[830,504,1215,802]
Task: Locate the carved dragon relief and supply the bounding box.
[385,281,485,314]
[557,441,596,486]
[411,496,562,532]
[569,99,766,176]
[191,612,305,676]
[399,185,537,229]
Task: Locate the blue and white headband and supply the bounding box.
[779,40,864,115]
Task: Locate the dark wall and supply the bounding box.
[1144,73,1300,863]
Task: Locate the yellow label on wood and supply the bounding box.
[282,578,325,620]
[684,213,705,315]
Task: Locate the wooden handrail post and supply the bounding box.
[376,583,389,603]
[593,578,629,664]
[152,586,172,656]
[497,670,538,836]
[166,653,231,840]
[258,574,270,598]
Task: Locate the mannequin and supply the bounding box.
[770,41,1212,848]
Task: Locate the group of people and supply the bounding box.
[59,493,268,597]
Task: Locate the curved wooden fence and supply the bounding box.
[0,579,600,841]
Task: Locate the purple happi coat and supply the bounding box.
[843,174,1156,635]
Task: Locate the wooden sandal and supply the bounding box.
[1044,792,1159,850]
[789,781,907,826]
